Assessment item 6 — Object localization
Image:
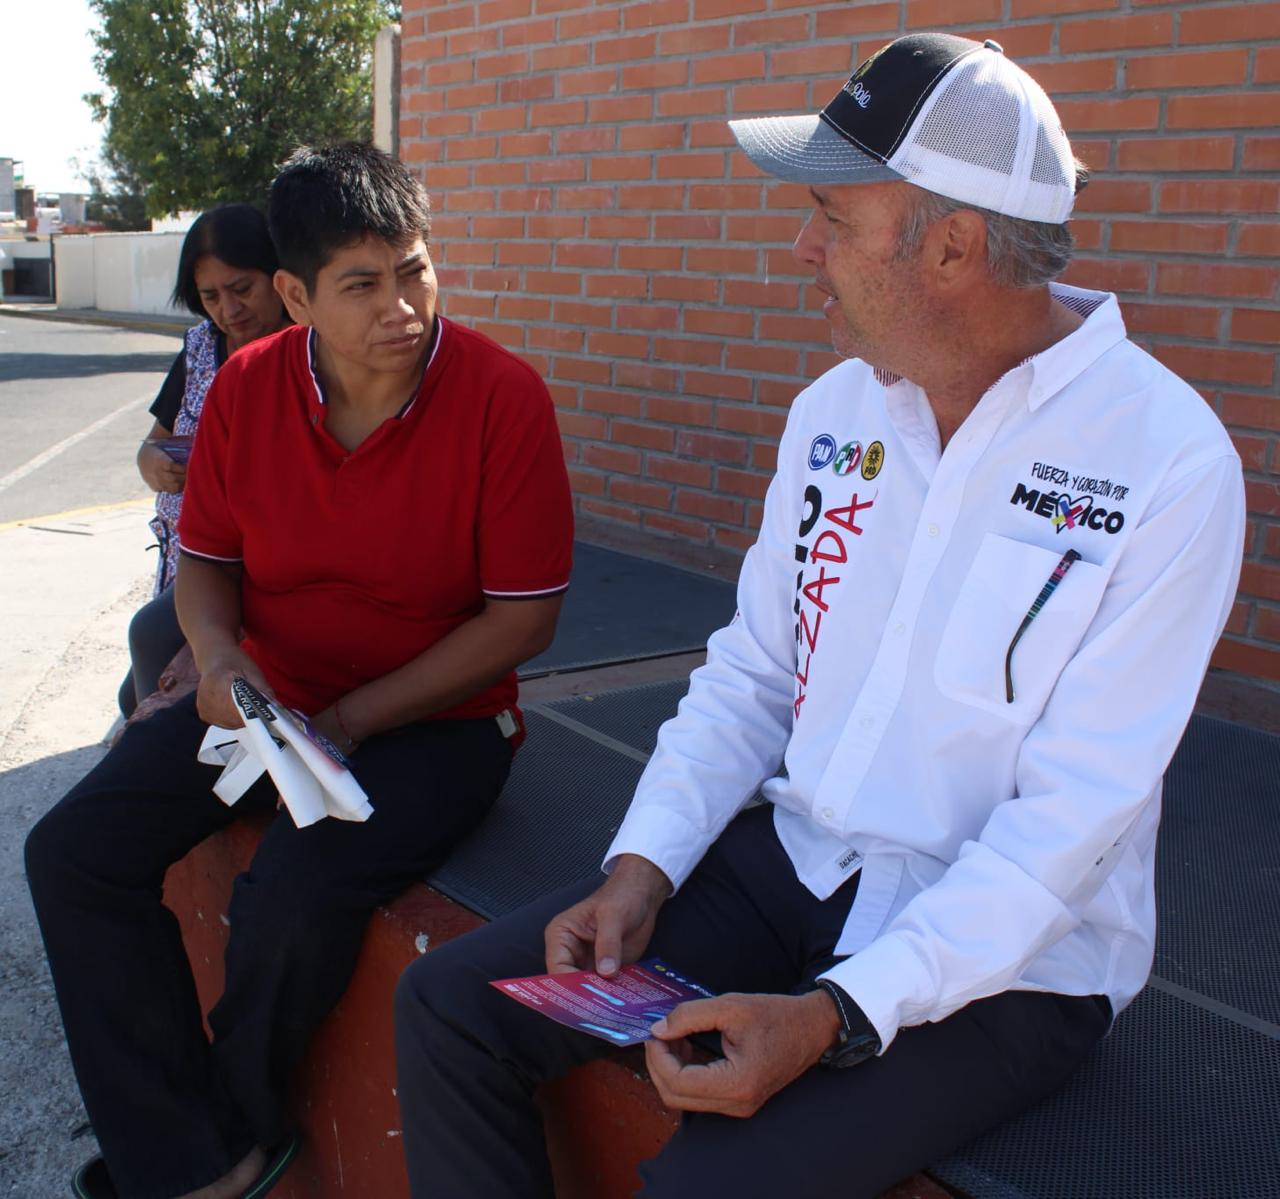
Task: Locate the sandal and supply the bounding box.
[71,1133,299,1199]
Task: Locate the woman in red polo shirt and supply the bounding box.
[27,144,574,1199]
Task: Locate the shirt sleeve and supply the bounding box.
[475,363,574,599]
[149,350,187,429]
[601,396,807,890]
[821,450,1246,1050]
[176,367,243,562]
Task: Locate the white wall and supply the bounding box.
[54,230,186,315]
[53,235,94,307]
[0,237,52,260]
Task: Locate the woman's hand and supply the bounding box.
[194,644,275,729]
[311,705,359,756]
[138,440,187,493]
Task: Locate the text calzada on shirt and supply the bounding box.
[793,481,877,722]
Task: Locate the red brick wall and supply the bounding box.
[399,0,1280,688]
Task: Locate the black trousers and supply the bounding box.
[117,585,184,718]
[395,805,1110,1199]
[25,692,511,1199]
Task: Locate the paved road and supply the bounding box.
[0,313,179,1196]
[0,314,180,524]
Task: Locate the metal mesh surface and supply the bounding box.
[518,543,736,678]
[1155,716,1280,1024]
[542,678,691,755]
[427,710,644,919]
[933,985,1280,1199]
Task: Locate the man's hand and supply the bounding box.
[194,644,275,730]
[644,989,841,1118]
[137,441,187,493]
[545,854,672,976]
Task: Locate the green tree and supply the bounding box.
[77,146,150,231]
[86,0,399,218]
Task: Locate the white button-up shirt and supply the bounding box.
[605,285,1245,1050]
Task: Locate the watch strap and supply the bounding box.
[814,978,882,1068]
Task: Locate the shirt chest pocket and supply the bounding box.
[934,532,1108,723]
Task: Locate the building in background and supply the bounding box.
[0,158,15,219]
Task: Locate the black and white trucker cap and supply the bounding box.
[729,33,1077,224]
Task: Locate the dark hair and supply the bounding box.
[171,204,279,316]
[268,142,432,292]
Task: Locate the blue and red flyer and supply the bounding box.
[492,958,715,1046]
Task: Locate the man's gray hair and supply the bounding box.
[894,164,1089,288]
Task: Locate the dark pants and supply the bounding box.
[395,805,1109,1199]
[117,585,184,718]
[25,692,511,1199]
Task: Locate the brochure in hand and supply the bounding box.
[197,677,372,827]
[146,434,196,464]
[491,958,716,1046]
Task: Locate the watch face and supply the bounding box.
[825,1029,881,1069]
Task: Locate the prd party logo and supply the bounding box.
[861,440,884,481]
[832,441,862,477]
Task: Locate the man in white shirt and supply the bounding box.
[394,33,1245,1198]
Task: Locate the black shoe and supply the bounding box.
[71,1134,299,1199]
[70,1156,117,1199]
[242,1134,300,1199]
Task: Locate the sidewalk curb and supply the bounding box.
[0,302,196,336]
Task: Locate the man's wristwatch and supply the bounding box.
[813,978,882,1068]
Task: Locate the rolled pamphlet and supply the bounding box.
[197,678,373,827]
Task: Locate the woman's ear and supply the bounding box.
[273,269,313,327]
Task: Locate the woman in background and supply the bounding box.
[121,205,288,717]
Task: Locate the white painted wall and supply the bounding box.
[53,230,185,315]
[0,237,52,260]
[52,235,94,307]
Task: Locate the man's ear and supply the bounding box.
[274,270,313,327]
[933,209,989,291]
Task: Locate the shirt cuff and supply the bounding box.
[818,934,937,1054]
[602,802,716,894]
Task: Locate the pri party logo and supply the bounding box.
[832,441,862,477]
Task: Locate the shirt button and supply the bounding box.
[821,807,835,822]
[860,716,874,729]
[893,622,906,636]
[928,523,940,537]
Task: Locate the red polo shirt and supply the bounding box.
[178,318,573,723]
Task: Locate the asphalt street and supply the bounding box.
[0,314,180,523]
[0,313,179,1197]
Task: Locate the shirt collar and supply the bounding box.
[1024,284,1122,411]
[305,316,446,416]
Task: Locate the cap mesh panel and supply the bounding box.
[886,50,1075,223]
[910,56,1020,176]
[1030,114,1073,189]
